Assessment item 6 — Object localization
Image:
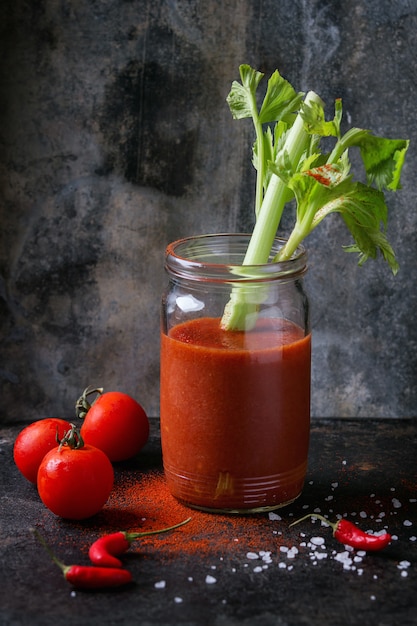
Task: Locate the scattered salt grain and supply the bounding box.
[359,511,367,518]
[280,546,288,553]
[174,597,183,603]
[334,551,354,570]
[246,552,259,560]
[403,520,413,527]
[268,512,282,521]
[410,498,417,503]
[392,498,402,508]
[409,536,416,542]
[260,551,272,563]
[325,495,333,501]
[253,566,263,573]
[155,581,166,589]
[370,595,376,601]
[205,575,217,584]
[287,547,298,559]
[331,482,339,489]
[310,536,325,546]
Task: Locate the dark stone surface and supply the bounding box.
[1,0,417,422]
[1,418,416,625]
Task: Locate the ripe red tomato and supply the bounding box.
[37,442,114,519]
[79,390,150,462]
[13,418,72,483]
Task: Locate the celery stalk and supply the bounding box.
[220,65,409,331]
[221,91,323,330]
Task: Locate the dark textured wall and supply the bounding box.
[1,0,416,423]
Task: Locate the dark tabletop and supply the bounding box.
[1,418,416,626]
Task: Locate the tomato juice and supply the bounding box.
[160,316,311,512]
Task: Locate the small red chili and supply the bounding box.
[89,517,192,567]
[32,528,132,589]
[290,513,392,551]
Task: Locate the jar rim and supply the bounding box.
[165,233,307,282]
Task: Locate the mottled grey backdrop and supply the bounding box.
[1,0,416,423]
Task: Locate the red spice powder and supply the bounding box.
[85,469,290,561]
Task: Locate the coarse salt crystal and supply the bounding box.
[409,536,416,542]
[174,597,183,603]
[310,536,325,546]
[205,575,217,584]
[155,580,166,589]
[401,570,408,577]
[334,551,353,569]
[278,562,287,569]
[392,498,402,508]
[253,566,263,573]
[403,520,413,527]
[325,495,334,501]
[246,552,259,560]
[398,560,411,569]
[287,547,298,559]
[280,546,289,553]
[268,512,282,521]
[359,511,367,518]
[331,482,339,489]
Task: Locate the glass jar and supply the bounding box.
[160,234,311,513]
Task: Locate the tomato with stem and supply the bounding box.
[77,387,150,462]
[37,424,114,520]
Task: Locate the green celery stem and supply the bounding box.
[221,90,322,330]
[242,90,323,266]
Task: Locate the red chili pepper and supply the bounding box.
[63,564,132,589]
[89,517,192,567]
[290,513,392,551]
[32,528,132,589]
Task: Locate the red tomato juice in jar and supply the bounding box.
[160,315,311,513]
